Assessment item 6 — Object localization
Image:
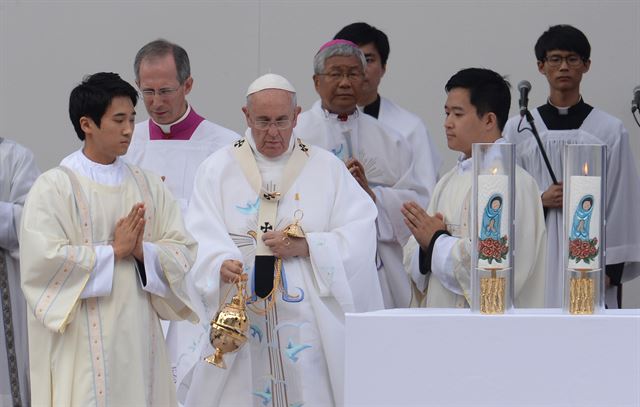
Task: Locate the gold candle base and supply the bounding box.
[569,271,595,315]
[480,270,505,314]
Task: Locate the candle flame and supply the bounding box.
[583,162,589,175]
[491,167,498,175]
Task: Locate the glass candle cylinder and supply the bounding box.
[472,143,515,314]
[563,144,606,314]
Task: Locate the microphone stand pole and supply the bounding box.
[523,109,559,184]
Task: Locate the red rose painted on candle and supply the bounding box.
[478,236,509,264]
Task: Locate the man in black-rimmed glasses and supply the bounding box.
[503,24,640,309]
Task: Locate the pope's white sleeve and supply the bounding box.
[79,245,115,299]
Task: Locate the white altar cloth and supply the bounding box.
[345,308,640,406]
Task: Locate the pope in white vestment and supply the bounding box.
[180,75,382,407]
[503,102,640,307]
[0,138,39,407]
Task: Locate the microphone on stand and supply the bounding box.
[518,80,532,117]
[517,79,559,184]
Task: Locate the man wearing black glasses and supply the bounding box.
[503,25,640,309]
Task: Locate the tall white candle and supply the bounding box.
[568,163,601,270]
[477,169,510,269]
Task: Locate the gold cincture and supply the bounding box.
[205,279,249,369]
[480,269,505,314]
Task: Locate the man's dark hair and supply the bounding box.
[69,72,138,141]
[534,25,591,62]
[445,68,511,131]
[134,39,191,84]
[334,22,390,66]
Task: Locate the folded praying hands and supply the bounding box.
[112,202,145,261]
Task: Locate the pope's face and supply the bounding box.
[82,96,136,164]
[313,55,364,115]
[242,89,301,158]
[137,53,193,124]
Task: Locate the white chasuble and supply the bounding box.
[405,156,546,308]
[504,108,640,307]
[0,138,39,407]
[20,155,197,407]
[181,131,381,407]
[296,101,428,308]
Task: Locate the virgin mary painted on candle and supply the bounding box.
[481,194,503,240]
[478,194,508,265]
[568,194,599,265]
[570,195,594,240]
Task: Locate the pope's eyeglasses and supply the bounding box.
[253,119,292,130]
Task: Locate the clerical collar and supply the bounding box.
[148,105,205,140]
[538,97,593,130]
[153,104,191,133]
[361,94,381,119]
[322,107,359,122]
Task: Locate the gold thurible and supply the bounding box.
[569,270,595,315]
[205,279,249,369]
[480,269,505,314]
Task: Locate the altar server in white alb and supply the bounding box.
[295,39,428,308]
[181,74,382,406]
[403,68,546,308]
[0,138,39,407]
[503,25,640,308]
[125,39,238,215]
[20,72,198,406]
[334,22,441,198]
